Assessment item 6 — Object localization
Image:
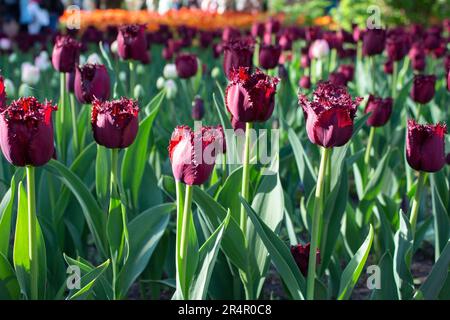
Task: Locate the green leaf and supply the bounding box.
[370,251,399,300]
[13,182,47,299]
[216,167,242,222]
[337,225,374,300]
[414,240,450,300]
[240,196,305,300]
[189,212,230,300]
[0,252,20,299]
[95,145,110,208]
[68,259,110,300]
[46,159,107,258]
[121,91,164,210]
[430,174,450,258]
[363,149,391,200]
[117,203,172,298]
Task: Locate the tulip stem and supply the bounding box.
[59,72,66,163]
[109,148,119,300]
[409,172,427,235]
[306,147,331,300]
[179,184,193,299]
[240,122,253,237]
[70,93,79,155]
[364,126,376,165]
[26,166,39,300]
[416,103,423,122]
[391,61,398,99]
[129,61,135,97]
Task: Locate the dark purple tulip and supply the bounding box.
[406,120,447,172]
[299,76,311,89]
[222,27,240,43]
[199,31,214,48]
[338,64,354,83]
[231,117,246,132]
[168,125,225,185]
[222,37,254,80]
[192,96,204,120]
[386,32,410,61]
[265,18,281,35]
[117,24,150,64]
[51,35,81,73]
[298,81,362,148]
[384,59,393,74]
[81,26,103,45]
[328,71,348,86]
[305,26,322,42]
[290,243,320,277]
[0,76,5,108]
[337,29,355,44]
[74,64,110,104]
[91,97,139,149]
[364,95,393,127]
[259,44,281,70]
[410,75,436,104]
[225,67,278,123]
[412,57,426,71]
[175,53,198,79]
[251,22,264,38]
[279,33,293,51]
[66,72,75,93]
[0,97,57,167]
[362,29,386,56]
[212,43,222,59]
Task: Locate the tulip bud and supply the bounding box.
[406,120,447,172]
[117,24,150,64]
[156,77,165,90]
[301,54,310,68]
[175,53,198,79]
[290,243,320,276]
[225,67,279,123]
[0,97,57,166]
[163,63,177,79]
[222,37,255,80]
[192,96,204,120]
[410,74,436,104]
[211,67,220,79]
[251,22,264,38]
[91,97,139,149]
[364,95,393,127]
[35,51,51,71]
[21,63,40,85]
[309,39,330,59]
[299,76,311,89]
[74,63,110,104]
[259,44,281,70]
[133,84,145,100]
[338,64,354,83]
[110,40,118,55]
[362,29,386,56]
[298,81,362,148]
[168,125,225,185]
[328,71,348,86]
[52,35,81,73]
[384,59,393,74]
[386,32,410,62]
[165,79,177,99]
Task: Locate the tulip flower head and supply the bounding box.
[362,28,386,56]
[328,71,348,86]
[52,35,81,73]
[168,125,225,185]
[175,53,198,79]
[192,96,204,120]
[117,24,150,64]
[21,62,40,86]
[0,97,57,166]
[259,44,281,70]
[298,81,362,148]
[299,76,311,89]
[410,74,436,104]
[406,120,447,172]
[91,97,139,149]
[74,63,110,104]
[364,95,393,127]
[222,36,255,80]
[338,64,354,83]
[225,67,279,123]
[0,76,6,108]
[309,39,330,59]
[290,243,320,277]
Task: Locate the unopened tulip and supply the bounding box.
[259,44,281,69]
[290,243,320,277]
[225,67,279,123]
[52,35,81,73]
[192,96,204,120]
[406,120,447,172]
[328,71,348,86]
[0,97,57,166]
[21,63,40,85]
[298,81,362,148]
[117,24,150,64]
[362,29,386,56]
[175,53,198,79]
[309,39,330,59]
[299,76,311,89]
[338,64,354,83]
[410,74,436,104]
[222,37,254,80]
[74,63,110,104]
[386,32,410,61]
[365,95,393,127]
[91,97,139,149]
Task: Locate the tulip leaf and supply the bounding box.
[338,225,374,300]
[67,258,110,300]
[370,251,399,300]
[430,174,450,258]
[363,148,391,200]
[95,145,110,209]
[121,90,165,212]
[0,252,20,300]
[240,196,305,300]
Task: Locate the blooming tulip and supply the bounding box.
[74,63,110,104]
[362,29,386,56]
[338,64,354,83]
[222,37,254,80]
[52,35,81,73]
[117,24,150,64]
[290,243,320,277]
[299,76,311,89]
[175,53,198,79]
[410,74,436,104]
[192,96,204,120]
[309,39,330,59]
[259,44,281,70]
[365,95,393,127]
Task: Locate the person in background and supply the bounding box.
[25,0,49,34]
[41,0,64,32]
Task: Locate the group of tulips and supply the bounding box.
[0,14,449,300]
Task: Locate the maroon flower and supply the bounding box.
[338,64,354,83]
[279,33,293,51]
[168,125,225,185]
[91,97,139,149]
[446,153,450,165]
[199,31,214,48]
[406,120,447,172]
[364,95,393,127]
[362,29,386,56]
[290,243,320,277]
[231,117,246,131]
[385,31,410,61]
[192,96,204,120]
[265,18,281,35]
[251,22,264,38]
[259,44,281,70]
[328,71,348,86]
[298,81,362,148]
[222,37,254,80]
[74,64,110,104]
[225,67,279,123]
[0,76,6,108]
[0,97,57,167]
[175,53,198,79]
[384,59,393,74]
[51,35,81,73]
[117,24,150,64]
[299,76,311,89]
[412,57,426,72]
[222,27,241,43]
[301,53,310,68]
[410,74,436,104]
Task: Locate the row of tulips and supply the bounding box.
[0,14,448,300]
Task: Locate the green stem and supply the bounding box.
[109,148,119,300]
[69,93,79,155]
[179,184,193,299]
[129,61,135,97]
[416,103,423,122]
[391,61,398,100]
[59,72,66,163]
[240,122,253,236]
[306,147,331,300]
[409,172,427,235]
[364,126,376,165]
[26,166,38,300]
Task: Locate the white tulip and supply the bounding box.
[35,51,51,71]
[21,63,40,85]
[156,76,165,90]
[165,79,178,99]
[163,64,178,79]
[0,38,12,50]
[309,39,330,59]
[110,40,118,55]
[4,78,15,97]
